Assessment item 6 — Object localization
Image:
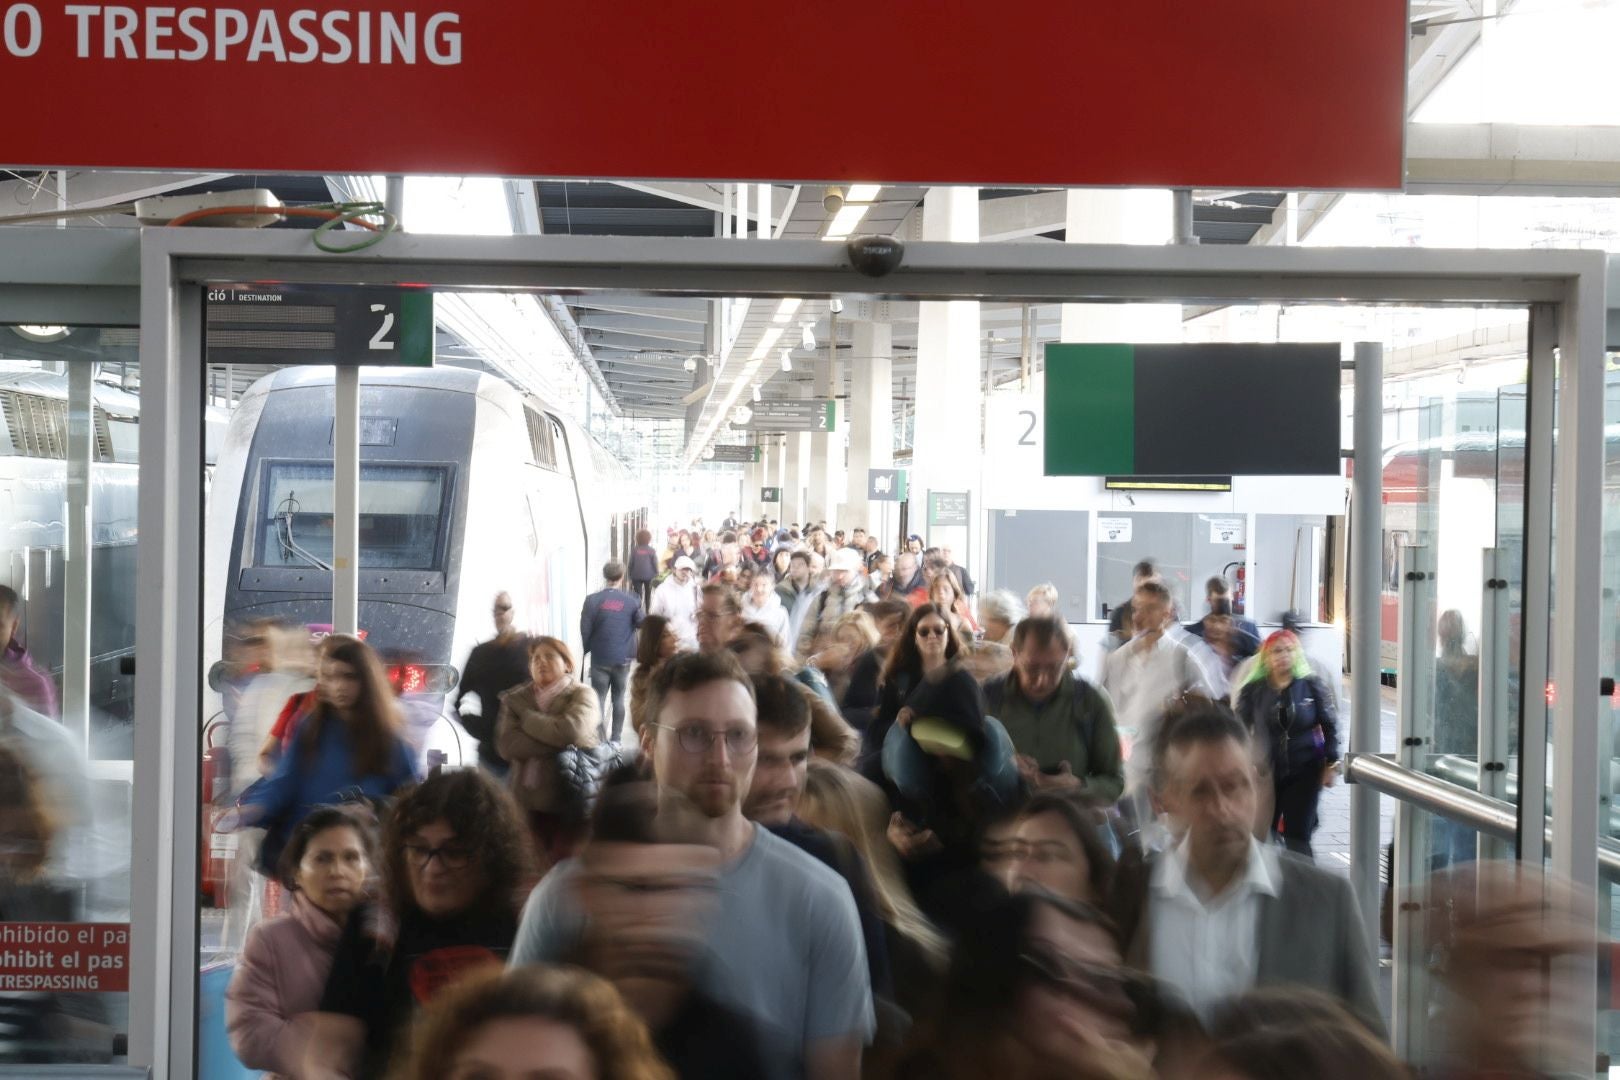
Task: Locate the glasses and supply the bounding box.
[404,842,476,870]
[916,627,948,638]
[651,723,757,756]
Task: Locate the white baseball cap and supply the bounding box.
[673,556,697,571]
[828,548,864,573]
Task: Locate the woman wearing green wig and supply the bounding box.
[1235,630,1340,859]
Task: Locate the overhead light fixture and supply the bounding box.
[801,324,816,351]
[732,405,753,425]
[749,327,785,361]
[683,354,700,373]
[781,348,793,372]
[773,298,803,323]
[752,384,762,402]
[828,298,845,314]
[844,184,882,204]
[823,186,845,213]
[13,325,69,342]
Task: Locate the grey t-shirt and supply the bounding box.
[511,822,874,1080]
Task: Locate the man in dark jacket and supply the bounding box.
[982,614,1124,805]
[456,590,529,775]
[580,562,644,741]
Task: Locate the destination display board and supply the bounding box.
[205,283,434,368]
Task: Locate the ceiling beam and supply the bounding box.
[1406,122,1620,195]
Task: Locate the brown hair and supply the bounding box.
[1009,614,1072,654]
[276,804,378,891]
[700,582,741,616]
[528,634,575,671]
[1203,988,1403,1079]
[880,604,962,688]
[641,649,756,737]
[0,744,54,880]
[383,769,533,920]
[635,615,672,669]
[751,673,811,738]
[394,964,674,1080]
[302,634,401,776]
[636,528,652,546]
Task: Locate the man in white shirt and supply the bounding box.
[1118,699,1384,1035]
[1101,579,1219,800]
[651,556,702,650]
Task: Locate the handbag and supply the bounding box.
[554,742,628,825]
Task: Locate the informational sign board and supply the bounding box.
[1209,517,1246,545]
[1044,343,1341,477]
[744,400,837,433]
[205,283,433,367]
[5,2,1405,189]
[1097,517,1133,543]
[929,491,970,527]
[707,444,760,464]
[760,486,782,502]
[868,468,908,502]
[0,923,129,992]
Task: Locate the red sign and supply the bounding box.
[0,922,130,992]
[0,1,1405,189]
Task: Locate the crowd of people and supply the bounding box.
[0,522,1589,1077]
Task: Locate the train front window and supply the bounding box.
[256,462,447,570]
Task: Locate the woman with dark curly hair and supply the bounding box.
[394,964,673,1080]
[304,769,533,1080]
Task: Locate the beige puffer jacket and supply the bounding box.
[494,680,599,812]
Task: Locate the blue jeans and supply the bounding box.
[590,664,630,741]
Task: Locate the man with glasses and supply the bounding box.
[455,590,529,775]
[569,764,769,1079]
[696,583,743,653]
[512,650,874,1080]
[982,615,1124,805]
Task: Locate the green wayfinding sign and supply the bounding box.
[205,283,435,368]
[1042,342,1341,476]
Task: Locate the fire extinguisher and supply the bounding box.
[200,719,236,908]
[1233,566,1247,617]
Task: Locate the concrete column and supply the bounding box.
[783,429,810,528]
[807,340,840,528]
[845,321,892,536]
[1058,189,1179,342]
[909,186,981,554]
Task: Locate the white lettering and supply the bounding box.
[177,6,206,60]
[246,8,284,61]
[64,4,98,58]
[355,7,367,63]
[103,5,137,59]
[213,6,246,60]
[144,6,175,59]
[379,11,413,63]
[286,9,318,62]
[320,9,349,63]
[425,11,458,65]
[3,4,40,57]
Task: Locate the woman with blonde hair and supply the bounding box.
[392,962,672,1080]
[799,760,947,1018]
[809,610,882,702]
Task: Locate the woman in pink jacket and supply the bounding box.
[226,804,376,1077]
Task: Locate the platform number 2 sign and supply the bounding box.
[369,304,396,351]
[1017,410,1036,446]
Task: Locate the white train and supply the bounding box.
[202,365,644,765]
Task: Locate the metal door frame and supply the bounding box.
[124,227,1608,1077]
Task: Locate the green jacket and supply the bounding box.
[982,670,1124,804]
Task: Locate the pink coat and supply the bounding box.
[225,890,346,1077]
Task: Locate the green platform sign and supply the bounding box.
[761,486,782,502]
[1042,342,1339,476]
[205,282,435,368]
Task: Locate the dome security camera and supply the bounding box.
[683,354,701,373]
[828,298,845,314]
[823,186,845,213]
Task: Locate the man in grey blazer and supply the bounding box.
[1114,698,1386,1037]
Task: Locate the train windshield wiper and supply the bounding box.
[276,510,333,572]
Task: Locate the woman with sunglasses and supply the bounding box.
[304,768,532,1080]
[861,604,960,768]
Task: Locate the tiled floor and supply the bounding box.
[1313,685,1399,877]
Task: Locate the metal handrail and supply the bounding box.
[1344,752,1620,880]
